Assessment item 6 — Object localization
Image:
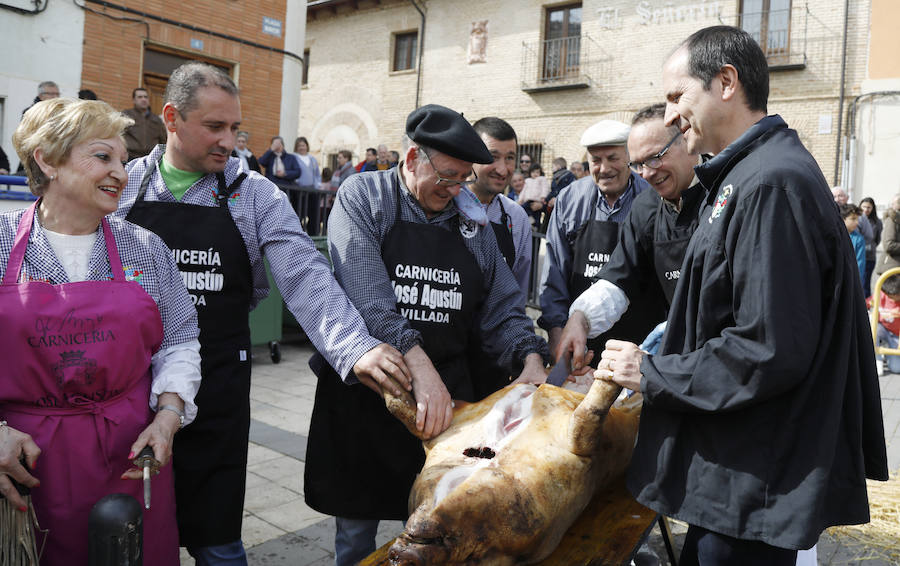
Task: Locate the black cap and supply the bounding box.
[405,104,493,164]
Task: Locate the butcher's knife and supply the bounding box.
[133,446,158,510]
[546,351,572,387]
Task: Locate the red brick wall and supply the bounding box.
[81,0,289,157]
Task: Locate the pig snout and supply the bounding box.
[388,544,424,566]
[388,533,449,566]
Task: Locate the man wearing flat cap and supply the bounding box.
[304,103,551,565]
[539,119,662,363]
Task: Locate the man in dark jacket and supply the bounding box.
[600,26,888,565]
[541,157,576,231]
[123,87,167,161]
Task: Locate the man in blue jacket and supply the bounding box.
[600,26,888,565]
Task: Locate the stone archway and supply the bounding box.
[310,102,379,166]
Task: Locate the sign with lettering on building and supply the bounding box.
[190,38,204,50]
[263,16,282,37]
[598,1,724,28]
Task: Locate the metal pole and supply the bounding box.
[409,0,426,109]
[833,0,850,186]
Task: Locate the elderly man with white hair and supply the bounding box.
[538,119,661,361]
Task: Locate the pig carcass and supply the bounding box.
[382,376,641,566]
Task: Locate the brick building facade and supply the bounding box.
[80,0,302,158]
[301,0,870,186]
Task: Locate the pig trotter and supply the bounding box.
[568,379,622,456]
[383,387,426,440]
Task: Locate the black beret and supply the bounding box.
[405,104,493,164]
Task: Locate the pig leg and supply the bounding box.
[382,385,426,440]
[567,378,623,456]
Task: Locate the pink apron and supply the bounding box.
[0,201,179,565]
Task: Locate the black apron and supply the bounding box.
[652,198,695,307]
[304,185,485,520]
[126,156,252,547]
[568,188,664,364]
[470,197,516,399]
[489,197,516,272]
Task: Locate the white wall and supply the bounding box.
[279,0,307,143]
[846,78,900,210]
[0,0,85,170]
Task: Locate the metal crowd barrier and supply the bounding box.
[0,174,33,191]
[272,181,337,237]
[870,266,900,357]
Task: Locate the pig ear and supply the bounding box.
[567,379,622,456]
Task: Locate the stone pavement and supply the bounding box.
[178,330,900,565]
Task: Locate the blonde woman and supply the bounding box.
[0,98,201,565]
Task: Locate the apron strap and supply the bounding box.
[101,217,126,282]
[496,196,511,232]
[135,149,165,204]
[3,200,39,285]
[3,200,127,284]
[215,172,248,207]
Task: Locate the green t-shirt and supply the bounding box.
[159,156,205,201]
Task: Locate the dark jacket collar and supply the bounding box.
[694,115,787,198]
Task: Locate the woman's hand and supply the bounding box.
[0,423,41,510]
[120,394,183,480]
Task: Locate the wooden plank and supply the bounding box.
[360,475,657,565]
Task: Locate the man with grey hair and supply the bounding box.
[21,80,60,116]
[376,143,393,170]
[557,102,705,368]
[538,119,657,362]
[832,185,874,265]
[116,62,411,565]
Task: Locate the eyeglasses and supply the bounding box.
[421,149,477,188]
[519,158,531,164]
[628,132,681,173]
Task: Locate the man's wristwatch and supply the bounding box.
[159,404,185,429]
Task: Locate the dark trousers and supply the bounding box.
[679,525,798,566]
[865,258,876,298]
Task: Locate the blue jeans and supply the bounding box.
[877,324,900,373]
[186,540,248,566]
[335,517,379,566]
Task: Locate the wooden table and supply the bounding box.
[360,476,663,565]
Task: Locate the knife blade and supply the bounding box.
[545,350,572,387]
[133,446,156,510]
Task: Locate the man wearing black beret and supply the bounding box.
[304,104,551,565]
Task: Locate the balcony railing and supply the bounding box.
[737,3,808,69]
[521,35,596,92]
